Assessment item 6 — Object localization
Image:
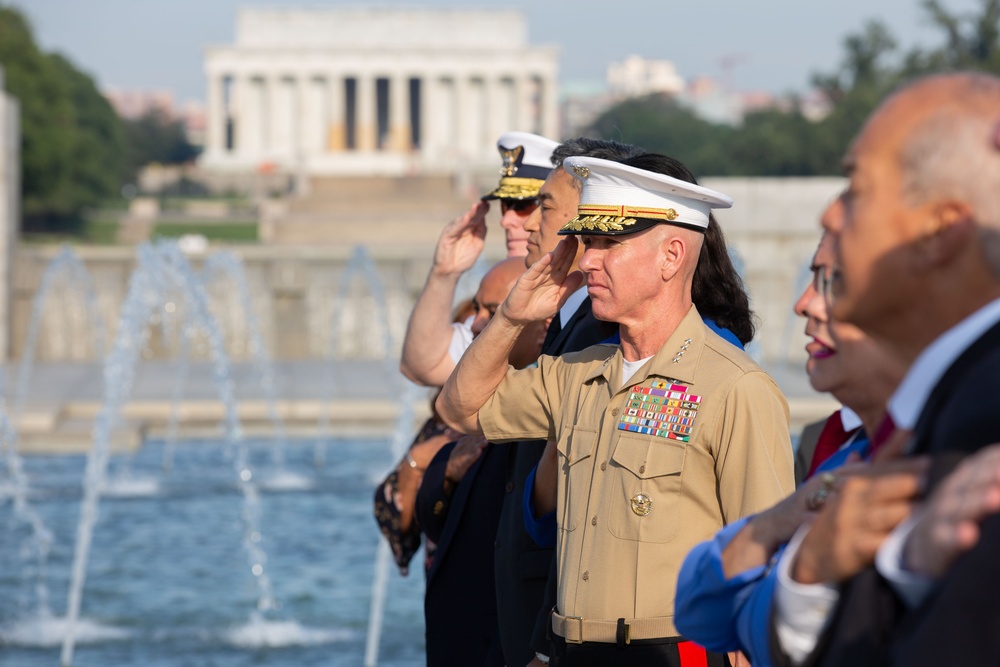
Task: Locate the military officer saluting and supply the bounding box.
[437,155,794,666]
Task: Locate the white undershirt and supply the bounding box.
[448,287,591,364]
[621,356,653,386]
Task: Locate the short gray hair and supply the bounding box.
[551,138,645,189]
[897,74,1000,275]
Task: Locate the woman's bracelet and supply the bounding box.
[405,451,425,472]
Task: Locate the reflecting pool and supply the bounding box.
[0,437,424,666]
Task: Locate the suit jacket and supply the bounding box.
[416,442,506,667]
[494,296,618,664]
[780,317,1000,667]
[794,418,826,487]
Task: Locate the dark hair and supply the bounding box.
[620,153,757,346]
[551,137,644,168]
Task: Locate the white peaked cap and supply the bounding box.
[558,156,733,235]
[482,131,560,201]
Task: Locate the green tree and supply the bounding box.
[0,4,125,227]
[806,20,902,175]
[50,54,125,210]
[729,106,826,176]
[587,94,736,177]
[903,0,1000,73]
[122,108,200,185]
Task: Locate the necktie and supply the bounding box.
[806,410,852,478]
[869,412,897,456]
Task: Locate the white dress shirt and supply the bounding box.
[448,286,591,364]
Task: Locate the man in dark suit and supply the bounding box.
[769,72,1000,666]
[413,257,540,666]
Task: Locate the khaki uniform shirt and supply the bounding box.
[480,306,794,636]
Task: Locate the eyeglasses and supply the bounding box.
[501,198,538,213]
[810,266,838,306]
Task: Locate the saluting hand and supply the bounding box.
[500,236,584,325]
[432,201,489,276]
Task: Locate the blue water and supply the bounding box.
[0,438,425,666]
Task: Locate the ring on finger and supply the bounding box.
[806,472,838,512]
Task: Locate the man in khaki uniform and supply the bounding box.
[437,155,794,666]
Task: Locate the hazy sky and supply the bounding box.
[14,0,977,103]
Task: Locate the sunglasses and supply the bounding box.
[501,198,538,213]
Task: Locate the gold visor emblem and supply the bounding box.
[500,146,524,177]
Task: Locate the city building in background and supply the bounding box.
[607,55,685,97]
[200,8,559,177]
[104,87,207,146]
[562,54,830,135]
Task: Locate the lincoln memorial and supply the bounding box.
[200,8,560,176]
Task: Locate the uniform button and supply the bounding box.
[639,465,645,474]
[582,571,589,581]
[600,462,607,471]
[505,481,514,493]
[591,516,597,526]
[612,408,620,417]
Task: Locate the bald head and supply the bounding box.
[822,71,1000,353]
[863,74,1000,216]
[873,74,1000,277]
[470,257,526,338]
[471,257,542,368]
[482,256,527,292]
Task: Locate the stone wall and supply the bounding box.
[704,177,843,364]
[9,177,843,369]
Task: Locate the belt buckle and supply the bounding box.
[565,615,585,644]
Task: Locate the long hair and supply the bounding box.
[620,153,756,345]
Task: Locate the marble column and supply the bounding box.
[300,76,324,156]
[356,75,376,151]
[389,74,411,152]
[540,73,559,139]
[262,75,276,154]
[205,72,225,155]
[270,75,296,158]
[456,75,476,158]
[487,77,513,144]
[515,75,533,133]
[420,75,436,157]
[236,75,263,158]
[327,73,345,152]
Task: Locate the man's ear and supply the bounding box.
[659,233,687,282]
[912,200,975,270]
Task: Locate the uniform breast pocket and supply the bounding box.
[556,427,596,532]
[607,433,686,543]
